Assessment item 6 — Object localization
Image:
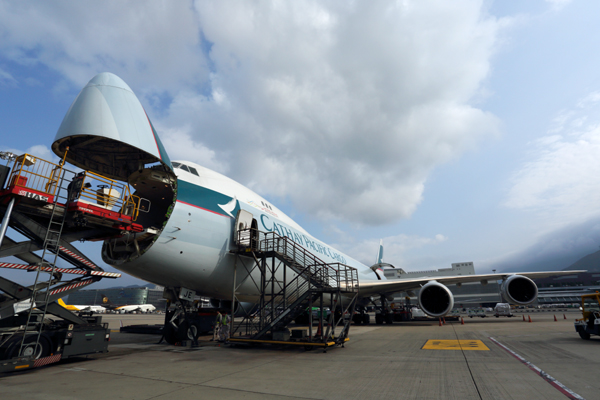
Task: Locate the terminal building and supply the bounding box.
[533,271,600,305]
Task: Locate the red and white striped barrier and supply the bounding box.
[33,353,62,368]
[59,246,99,270]
[0,262,120,278]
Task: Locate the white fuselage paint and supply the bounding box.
[109,161,380,302]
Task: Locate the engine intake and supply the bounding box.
[418,281,454,317]
[501,275,538,305]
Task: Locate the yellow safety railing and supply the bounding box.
[6,150,144,222]
[74,170,143,221]
[7,150,68,197]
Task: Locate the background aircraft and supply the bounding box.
[57,298,106,314]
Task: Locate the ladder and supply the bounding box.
[17,165,70,358]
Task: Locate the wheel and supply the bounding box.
[385,314,394,324]
[163,322,178,344]
[352,314,362,325]
[176,320,192,341]
[579,330,591,340]
[3,333,51,360]
[362,314,370,325]
[375,314,384,325]
[185,323,199,341]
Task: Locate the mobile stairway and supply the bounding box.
[0,150,146,372]
[229,228,359,351]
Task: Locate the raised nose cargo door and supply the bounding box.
[52,72,177,264]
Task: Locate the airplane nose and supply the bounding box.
[52,72,173,181]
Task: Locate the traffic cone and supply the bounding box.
[316,321,322,337]
[554,315,557,321]
[461,317,464,325]
[443,317,446,325]
[528,316,532,323]
[564,314,567,319]
[439,318,442,326]
[523,315,526,322]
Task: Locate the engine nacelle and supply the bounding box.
[501,275,538,305]
[418,281,454,317]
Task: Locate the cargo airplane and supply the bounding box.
[45,72,580,337]
[57,298,106,314]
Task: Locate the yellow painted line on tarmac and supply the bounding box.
[422,339,489,350]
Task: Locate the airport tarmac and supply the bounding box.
[1,310,598,400]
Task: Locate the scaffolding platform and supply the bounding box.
[0,150,150,371]
[228,228,359,351]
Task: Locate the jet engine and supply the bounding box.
[500,275,538,305]
[418,281,454,317]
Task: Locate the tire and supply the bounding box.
[3,333,51,360]
[375,314,384,325]
[163,322,178,344]
[185,323,199,341]
[579,330,591,340]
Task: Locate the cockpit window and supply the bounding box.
[172,162,199,176]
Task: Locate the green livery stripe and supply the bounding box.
[176,180,235,217]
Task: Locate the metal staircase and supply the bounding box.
[230,229,359,349]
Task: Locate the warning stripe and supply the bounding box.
[59,246,99,270]
[49,279,96,295]
[0,262,120,278]
[33,353,62,368]
[489,337,585,400]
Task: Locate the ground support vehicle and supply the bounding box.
[574,292,600,340]
[0,151,141,371]
[494,303,514,318]
[468,308,488,318]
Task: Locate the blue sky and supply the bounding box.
[2,1,600,288]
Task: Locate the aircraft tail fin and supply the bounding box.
[376,239,384,264]
[58,298,67,307]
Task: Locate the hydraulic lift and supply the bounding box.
[0,150,146,372]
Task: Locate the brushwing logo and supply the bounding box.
[217,196,239,218]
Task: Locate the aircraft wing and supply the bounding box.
[356,270,587,297]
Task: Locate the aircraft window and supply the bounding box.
[172,162,181,168]
[180,165,190,172]
[188,167,199,176]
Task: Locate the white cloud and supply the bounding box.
[0,1,208,94]
[0,67,17,86]
[505,91,600,228]
[332,232,448,268]
[166,1,504,225]
[158,125,226,174]
[0,0,506,226]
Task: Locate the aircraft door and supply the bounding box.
[234,209,254,247]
